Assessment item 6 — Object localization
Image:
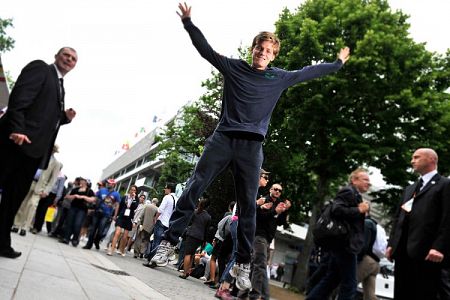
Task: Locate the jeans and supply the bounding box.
[86,211,110,247]
[148,220,167,259]
[249,235,270,300]
[63,207,87,244]
[164,131,263,264]
[306,250,358,300]
[220,219,238,283]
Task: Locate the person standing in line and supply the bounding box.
[215,169,270,300]
[32,171,67,234]
[356,209,383,300]
[0,47,78,258]
[386,148,450,299]
[11,145,62,236]
[248,183,291,300]
[133,197,158,259]
[143,183,178,265]
[50,177,79,238]
[149,3,349,291]
[125,193,147,252]
[307,168,370,300]
[59,177,96,247]
[178,198,211,279]
[107,185,139,256]
[83,179,121,250]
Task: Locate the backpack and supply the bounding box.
[313,201,350,249]
[372,223,387,259]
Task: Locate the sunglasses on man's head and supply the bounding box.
[261,175,269,180]
[272,188,282,192]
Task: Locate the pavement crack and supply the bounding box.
[90,263,130,276]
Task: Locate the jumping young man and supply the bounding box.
[149,3,350,290]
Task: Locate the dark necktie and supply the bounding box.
[59,78,65,110]
[414,178,423,196]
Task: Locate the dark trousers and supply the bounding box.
[0,142,41,250]
[249,236,270,300]
[51,204,69,236]
[394,247,441,300]
[86,211,110,248]
[164,131,263,264]
[306,250,358,300]
[440,268,450,300]
[33,193,56,232]
[63,207,87,244]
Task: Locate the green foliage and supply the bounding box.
[266,0,450,289]
[153,152,194,200]
[0,18,14,53]
[268,0,450,219]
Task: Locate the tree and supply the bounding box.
[265,0,450,290]
[0,18,14,53]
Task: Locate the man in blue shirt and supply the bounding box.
[150,3,350,290]
[83,178,120,250]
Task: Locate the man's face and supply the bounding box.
[164,187,170,195]
[411,149,434,175]
[251,40,276,70]
[269,184,282,198]
[351,172,371,193]
[54,48,78,76]
[259,174,269,187]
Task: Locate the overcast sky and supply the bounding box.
[1,0,449,185]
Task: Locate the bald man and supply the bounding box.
[387,148,450,299]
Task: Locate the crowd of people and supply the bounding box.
[1,2,449,300]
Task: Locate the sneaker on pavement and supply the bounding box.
[232,263,251,291]
[149,240,175,267]
[215,288,234,300]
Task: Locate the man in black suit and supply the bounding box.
[387,148,450,299]
[0,47,78,258]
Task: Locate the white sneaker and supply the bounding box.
[149,240,175,267]
[231,263,252,290]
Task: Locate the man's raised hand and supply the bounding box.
[177,2,191,19]
[338,47,350,64]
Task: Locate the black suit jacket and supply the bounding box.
[389,173,450,264]
[0,60,70,168]
[332,185,366,254]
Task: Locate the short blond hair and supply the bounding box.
[251,31,281,57]
[348,167,368,184]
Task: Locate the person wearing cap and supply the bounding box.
[0,47,78,258]
[83,178,121,250]
[11,145,62,236]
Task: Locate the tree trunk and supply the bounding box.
[291,176,328,292]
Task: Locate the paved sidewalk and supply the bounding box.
[0,233,169,300]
